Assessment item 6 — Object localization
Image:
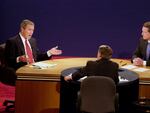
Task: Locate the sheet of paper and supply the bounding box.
[78,76,87,82]
[119,76,128,83]
[121,64,137,69]
[133,68,150,72]
[32,62,57,69]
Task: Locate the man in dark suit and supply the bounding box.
[5,19,62,70]
[64,45,119,84]
[60,45,119,113]
[132,21,150,66]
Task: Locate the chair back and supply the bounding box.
[0,43,15,112]
[0,43,16,85]
[80,76,116,113]
[0,43,6,66]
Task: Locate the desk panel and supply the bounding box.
[139,84,150,98]
[15,80,60,113]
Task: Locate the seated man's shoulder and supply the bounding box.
[87,60,96,65]
[111,61,119,67]
[7,35,19,42]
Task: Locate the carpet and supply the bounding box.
[0,82,15,112]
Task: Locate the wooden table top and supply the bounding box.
[16,57,150,81]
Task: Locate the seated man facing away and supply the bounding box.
[60,45,119,113]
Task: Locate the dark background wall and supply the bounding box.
[0,0,150,58]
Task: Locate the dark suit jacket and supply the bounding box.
[132,38,150,66]
[5,34,51,70]
[72,58,119,85]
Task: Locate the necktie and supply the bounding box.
[146,43,150,60]
[25,39,34,64]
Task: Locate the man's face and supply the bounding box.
[97,51,101,60]
[142,27,150,40]
[21,24,34,39]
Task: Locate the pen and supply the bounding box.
[119,60,123,63]
[121,63,127,66]
[32,65,42,69]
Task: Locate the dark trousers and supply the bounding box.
[60,76,80,113]
[0,66,16,86]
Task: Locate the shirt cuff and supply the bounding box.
[16,57,20,63]
[143,61,146,66]
[68,73,72,80]
[47,51,52,57]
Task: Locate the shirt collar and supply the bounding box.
[19,33,26,42]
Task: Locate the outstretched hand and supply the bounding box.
[49,46,62,55]
[18,55,29,63]
[64,75,72,81]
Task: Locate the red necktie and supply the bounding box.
[25,39,34,64]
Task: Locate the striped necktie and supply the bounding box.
[25,39,34,64]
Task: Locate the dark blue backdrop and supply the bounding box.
[0,0,150,58]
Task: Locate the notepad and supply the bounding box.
[121,64,137,69]
[133,68,150,72]
[32,62,57,69]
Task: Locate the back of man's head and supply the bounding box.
[98,45,113,59]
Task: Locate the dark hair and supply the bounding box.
[143,21,150,32]
[98,45,113,59]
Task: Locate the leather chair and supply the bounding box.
[0,43,6,66]
[0,43,16,112]
[77,76,118,113]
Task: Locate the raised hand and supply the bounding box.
[49,46,62,55]
[18,55,29,63]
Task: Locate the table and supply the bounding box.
[15,58,150,113]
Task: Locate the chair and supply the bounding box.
[0,43,6,66]
[78,76,117,113]
[0,43,15,112]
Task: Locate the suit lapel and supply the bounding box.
[16,35,25,55]
[143,40,148,60]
